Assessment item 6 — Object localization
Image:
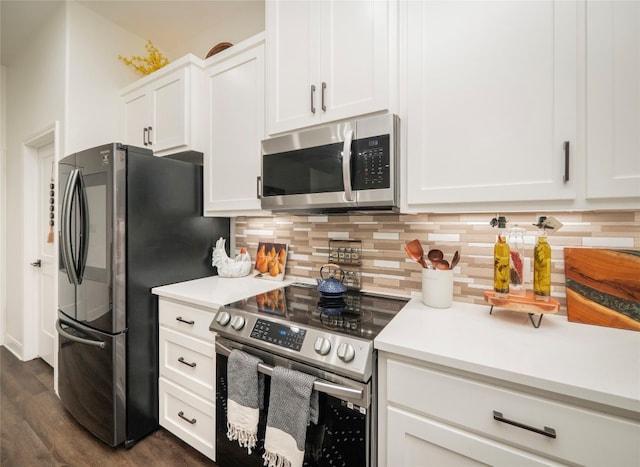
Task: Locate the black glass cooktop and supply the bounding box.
[221,283,409,341]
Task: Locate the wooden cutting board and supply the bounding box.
[564,248,640,331]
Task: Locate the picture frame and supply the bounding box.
[253,242,288,280]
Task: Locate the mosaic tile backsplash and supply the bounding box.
[234,211,640,314]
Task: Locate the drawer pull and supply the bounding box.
[178,357,197,368]
[176,316,195,325]
[493,411,556,439]
[178,411,196,425]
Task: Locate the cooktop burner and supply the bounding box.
[225,282,407,340]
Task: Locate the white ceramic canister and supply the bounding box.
[422,268,454,308]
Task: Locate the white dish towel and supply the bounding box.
[226,349,264,454]
[263,366,318,467]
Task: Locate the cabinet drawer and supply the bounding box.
[159,299,217,341]
[387,360,640,466]
[159,327,215,401]
[386,406,563,467]
[159,377,215,461]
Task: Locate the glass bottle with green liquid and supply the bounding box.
[533,216,552,301]
[493,216,510,297]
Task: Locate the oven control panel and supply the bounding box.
[211,308,374,382]
[250,318,307,352]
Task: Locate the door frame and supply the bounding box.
[22,121,59,361]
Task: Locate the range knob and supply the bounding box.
[230,315,245,331]
[215,311,231,326]
[313,337,332,356]
[337,343,355,363]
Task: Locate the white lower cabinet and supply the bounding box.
[387,407,562,467]
[159,378,215,458]
[158,298,217,461]
[379,356,640,467]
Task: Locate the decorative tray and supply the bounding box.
[484,290,560,328]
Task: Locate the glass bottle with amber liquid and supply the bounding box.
[493,216,510,297]
[533,216,551,301]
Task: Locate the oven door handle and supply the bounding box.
[215,341,365,403]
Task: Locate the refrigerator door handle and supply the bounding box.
[61,169,80,285]
[56,319,106,349]
[76,170,90,284]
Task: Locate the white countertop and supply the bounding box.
[152,275,293,310]
[375,298,640,415]
[153,276,639,415]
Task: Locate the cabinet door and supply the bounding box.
[266,0,321,134]
[205,41,266,216]
[123,89,150,148]
[386,406,562,467]
[320,0,389,123]
[405,1,577,208]
[151,68,190,153]
[586,0,640,200]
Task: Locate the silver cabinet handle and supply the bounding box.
[493,411,557,439]
[178,357,197,368]
[563,141,570,183]
[178,411,196,425]
[143,127,148,146]
[176,316,195,325]
[148,126,153,145]
[310,84,316,114]
[321,82,327,112]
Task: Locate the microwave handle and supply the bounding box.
[256,176,263,199]
[342,129,354,202]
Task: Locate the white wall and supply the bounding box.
[65,1,146,153]
[1,65,6,346]
[4,2,67,359]
[2,0,149,359]
[172,1,265,61]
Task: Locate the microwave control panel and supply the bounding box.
[353,134,391,190]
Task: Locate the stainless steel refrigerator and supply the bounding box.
[56,143,229,447]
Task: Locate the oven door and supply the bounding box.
[215,337,373,467]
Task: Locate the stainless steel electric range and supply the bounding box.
[209,282,408,467]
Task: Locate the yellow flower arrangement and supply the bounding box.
[118,40,169,76]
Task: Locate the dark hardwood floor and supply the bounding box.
[0,346,216,466]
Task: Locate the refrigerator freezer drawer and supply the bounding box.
[57,316,126,446]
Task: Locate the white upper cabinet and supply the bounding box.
[266,0,391,135]
[585,1,640,201]
[121,55,206,156]
[204,34,267,217]
[403,0,577,211]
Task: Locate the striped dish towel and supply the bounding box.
[226,349,264,454]
[263,367,318,467]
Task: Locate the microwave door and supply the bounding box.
[261,143,358,211]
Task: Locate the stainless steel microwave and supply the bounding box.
[260,114,400,213]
